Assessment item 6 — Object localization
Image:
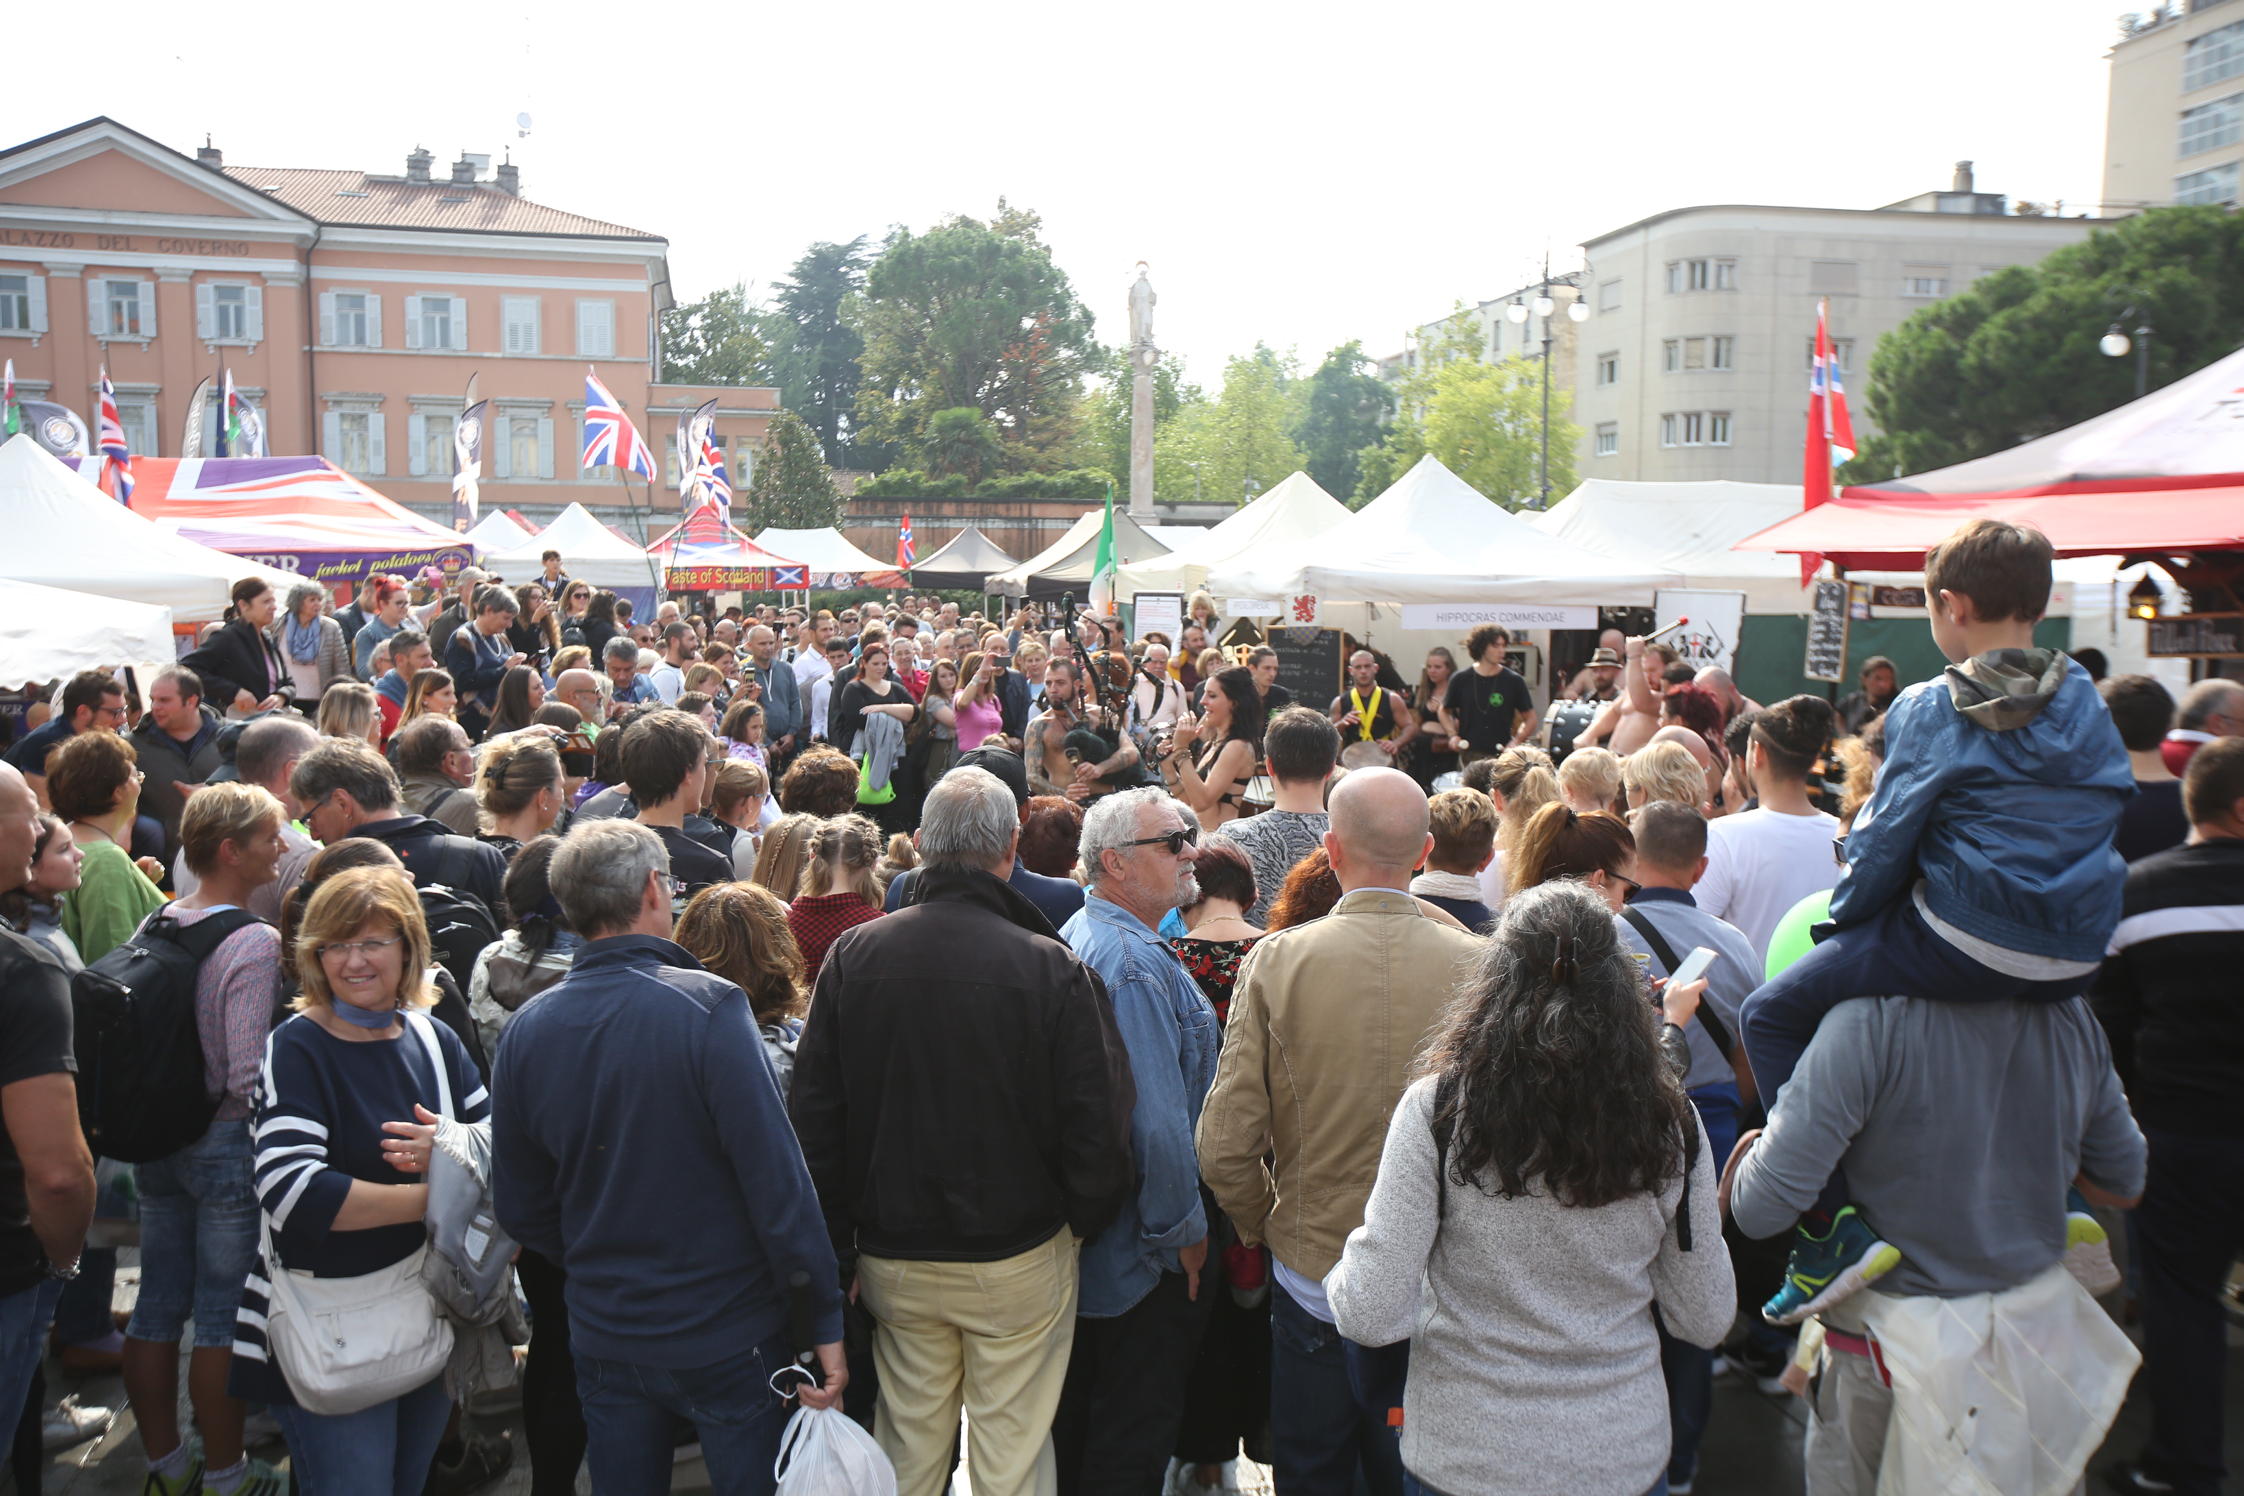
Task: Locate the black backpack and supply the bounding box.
[72,909,258,1163]
[417,882,500,995]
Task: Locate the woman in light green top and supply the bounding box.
[46,728,166,963]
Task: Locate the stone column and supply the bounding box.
[1126,266,1157,521]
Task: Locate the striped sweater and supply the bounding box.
[230,1008,487,1405]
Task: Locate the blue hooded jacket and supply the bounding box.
[1829,649,2131,964]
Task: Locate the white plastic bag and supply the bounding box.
[773,1404,897,1496]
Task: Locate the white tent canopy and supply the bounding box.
[485,502,657,591]
[1208,455,1677,605]
[987,508,1173,595]
[462,510,534,555]
[0,435,295,624]
[1119,471,1353,597]
[0,578,175,684]
[750,527,891,577]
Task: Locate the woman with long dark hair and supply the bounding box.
[1326,881,1730,1496]
[509,584,562,669]
[484,665,546,740]
[577,591,620,661]
[182,577,290,716]
[1162,665,1263,832]
[1405,646,1462,788]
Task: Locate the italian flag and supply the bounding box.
[1088,479,1119,616]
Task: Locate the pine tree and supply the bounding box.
[743,411,843,531]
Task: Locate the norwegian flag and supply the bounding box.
[1801,299,1858,584]
[581,369,656,481]
[96,366,133,504]
[897,512,915,570]
[774,563,808,589]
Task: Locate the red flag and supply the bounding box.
[897,512,915,571]
[1800,299,1851,586]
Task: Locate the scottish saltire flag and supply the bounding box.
[897,512,915,570]
[2,359,17,438]
[774,563,808,589]
[582,369,656,480]
[97,367,133,504]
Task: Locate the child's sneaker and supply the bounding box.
[141,1446,204,1496]
[1761,1207,1902,1325]
[2066,1190,2122,1297]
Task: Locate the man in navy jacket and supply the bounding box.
[492,819,845,1492]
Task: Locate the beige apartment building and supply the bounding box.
[0,117,776,527]
[2105,0,2244,212]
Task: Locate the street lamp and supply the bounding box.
[2128,574,2162,621]
[1503,256,1586,509]
[2100,306,2153,398]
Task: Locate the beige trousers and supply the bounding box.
[856,1230,1078,1496]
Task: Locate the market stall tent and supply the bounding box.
[1738,344,2244,569]
[987,508,1173,596]
[647,506,805,589]
[485,503,659,592]
[0,436,296,624]
[462,510,535,554]
[0,577,175,685]
[750,527,892,582]
[1208,455,1677,604]
[79,455,472,584]
[1118,471,1352,597]
[876,525,1017,591]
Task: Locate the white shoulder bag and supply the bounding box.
[261,1011,456,1415]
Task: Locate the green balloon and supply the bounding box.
[1765,890,1832,981]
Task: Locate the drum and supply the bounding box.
[1338,740,1390,770]
[1545,698,1603,763]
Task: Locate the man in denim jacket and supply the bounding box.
[1740,518,2133,1324]
[1056,788,1220,1495]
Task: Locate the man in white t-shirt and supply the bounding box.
[1693,696,1841,963]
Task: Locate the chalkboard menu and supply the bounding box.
[1804,580,1850,683]
[1271,626,1344,708]
[2149,612,2244,658]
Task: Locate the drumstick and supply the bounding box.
[1645,617,1691,644]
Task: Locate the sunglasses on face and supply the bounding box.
[1121,826,1199,856]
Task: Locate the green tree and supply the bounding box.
[1417,355,1577,507]
[920,407,1007,484]
[742,410,842,530]
[1842,206,2244,481]
[763,238,871,465]
[1067,348,1196,493]
[853,205,1097,467]
[1156,346,1305,505]
[1290,341,1394,499]
[659,284,771,387]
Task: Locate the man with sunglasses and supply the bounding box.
[1053,789,1222,1494]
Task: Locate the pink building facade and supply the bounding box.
[0,118,775,525]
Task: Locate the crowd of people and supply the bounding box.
[0,523,2234,1496]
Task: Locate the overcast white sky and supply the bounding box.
[10,0,2133,383]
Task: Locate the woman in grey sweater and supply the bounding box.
[1327,881,1734,1496]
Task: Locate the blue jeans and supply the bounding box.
[0,1279,63,1436]
[129,1120,259,1348]
[575,1334,793,1496]
[1270,1278,1404,1496]
[266,1372,451,1496]
[1740,899,2085,1212]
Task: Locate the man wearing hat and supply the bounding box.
[1566,630,1628,702]
[882,747,1086,931]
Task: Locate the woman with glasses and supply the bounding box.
[558,584,595,649]
[44,730,164,962]
[1325,881,1728,1496]
[236,865,489,1493]
[1508,802,1642,912]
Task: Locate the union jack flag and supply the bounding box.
[774,564,808,589]
[699,434,732,511]
[581,369,656,481]
[897,512,915,569]
[97,366,133,504]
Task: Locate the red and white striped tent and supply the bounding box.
[646,506,805,590]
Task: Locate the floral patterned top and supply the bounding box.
[1169,935,1260,1027]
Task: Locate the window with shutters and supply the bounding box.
[0,275,34,334]
[1594,423,1619,457]
[118,398,157,459]
[334,293,369,346]
[213,285,248,341]
[420,298,453,351]
[576,299,616,358]
[423,413,454,476]
[104,280,147,337]
[337,412,372,473]
[503,297,541,355]
[508,415,539,475]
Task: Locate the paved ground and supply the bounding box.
[17,1255,2242,1495]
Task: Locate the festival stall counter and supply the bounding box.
[81,455,472,592]
[4,436,296,627]
[649,507,806,593]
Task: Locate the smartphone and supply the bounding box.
[1667,946,1719,990]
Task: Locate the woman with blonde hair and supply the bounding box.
[711,759,773,880]
[398,668,457,730]
[238,865,488,1492]
[475,732,567,858]
[317,680,383,748]
[1623,739,1710,814]
[1469,747,1559,913]
[784,813,884,981]
[1557,746,1624,816]
[676,882,809,1098]
[751,812,819,905]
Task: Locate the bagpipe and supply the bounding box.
[1059,593,1155,791]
